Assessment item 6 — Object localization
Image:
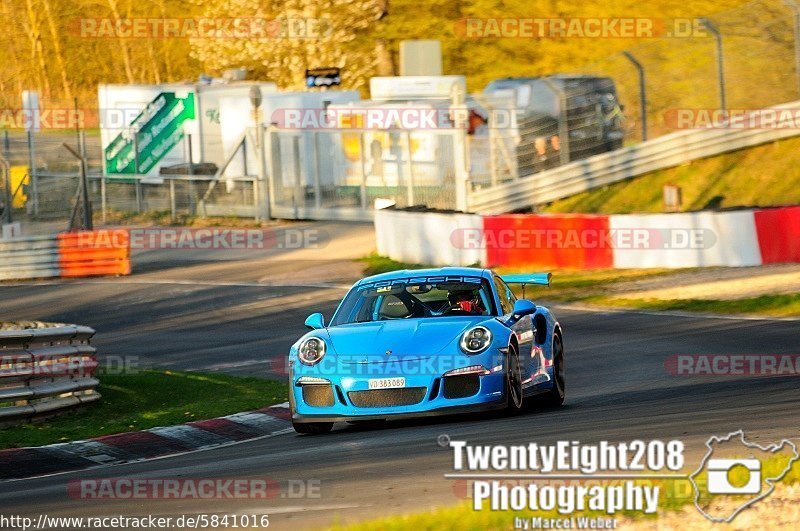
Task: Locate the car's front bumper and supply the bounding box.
[289,357,507,423]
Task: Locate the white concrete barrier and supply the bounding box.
[609,211,762,268]
[375,209,484,266]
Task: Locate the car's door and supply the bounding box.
[493,275,534,382]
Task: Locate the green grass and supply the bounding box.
[336,456,800,530]
[542,137,800,214]
[0,370,287,449]
[586,293,800,317]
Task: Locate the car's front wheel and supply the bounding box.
[292,421,334,435]
[506,345,525,413]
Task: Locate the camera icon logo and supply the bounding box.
[706,458,761,494]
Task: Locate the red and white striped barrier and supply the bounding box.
[374,206,800,269]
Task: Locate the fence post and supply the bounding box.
[453,129,470,212]
[27,131,38,216]
[541,77,570,166]
[169,178,176,221]
[1,158,11,224]
[61,140,92,230]
[785,0,800,96]
[623,51,648,141]
[133,133,142,212]
[701,18,727,112]
[293,135,303,217]
[250,86,270,221]
[312,132,322,210]
[101,171,107,225]
[79,132,92,229]
[405,132,415,207]
[186,134,196,216]
[359,133,368,210]
[266,125,280,218]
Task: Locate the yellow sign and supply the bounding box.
[10,166,28,208]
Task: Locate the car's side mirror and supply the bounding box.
[304,312,325,330]
[506,299,536,325]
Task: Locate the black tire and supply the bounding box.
[505,345,525,413]
[292,421,334,434]
[542,334,565,407]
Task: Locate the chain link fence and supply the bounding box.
[582,0,800,142]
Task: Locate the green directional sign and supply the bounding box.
[104,92,196,175]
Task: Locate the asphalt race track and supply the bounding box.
[0,237,798,529]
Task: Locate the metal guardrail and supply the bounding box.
[0,235,61,281]
[467,100,800,214]
[0,231,131,281]
[0,323,99,425]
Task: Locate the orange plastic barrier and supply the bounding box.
[483,214,614,269]
[57,230,131,278]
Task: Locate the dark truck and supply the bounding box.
[484,75,625,174]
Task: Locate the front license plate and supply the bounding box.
[368,377,406,390]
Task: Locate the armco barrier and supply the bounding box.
[0,230,131,281]
[375,206,800,270]
[0,235,61,281]
[0,323,100,425]
[467,100,800,214]
[58,231,131,277]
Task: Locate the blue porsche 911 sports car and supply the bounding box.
[288,267,564,434]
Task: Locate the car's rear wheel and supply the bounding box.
[292,421,334,435]
[542,333,565,407]
[506,344,525,413]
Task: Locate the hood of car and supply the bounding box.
[326,317,487,359]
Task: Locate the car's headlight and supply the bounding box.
[459,326,492,355]
[298,337,327,365]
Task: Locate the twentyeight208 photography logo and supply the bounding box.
[689,431,798,523]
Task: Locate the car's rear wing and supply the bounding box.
[500,273,552,287]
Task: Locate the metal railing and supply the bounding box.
[0,235,61,280]
[467,99,800,214]
[0,323,99,425]
[265,126,466,221]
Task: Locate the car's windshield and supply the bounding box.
[330,276,497,325]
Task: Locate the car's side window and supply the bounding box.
[493,276,514,314]
[502,279,517,305]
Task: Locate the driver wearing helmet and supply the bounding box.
[447,289,484,315]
